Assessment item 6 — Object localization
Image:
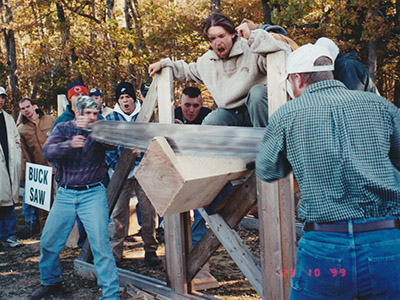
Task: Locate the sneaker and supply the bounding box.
[144,252,160,267]
[31,282,62,300]
[19,221,40,239]
[3,236,21,248]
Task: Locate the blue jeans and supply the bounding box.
[39,185,119,300]
[191,182,233,247]
[290,217,400,300]
[202,85,268,127]
[22,191,38,223]
[0,205,17,241]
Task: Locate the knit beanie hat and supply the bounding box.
[75,96,98,111]
[115,82,136,101]
[67,82,88,100]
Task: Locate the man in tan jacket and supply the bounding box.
[149,12,292,127]
[18,98,55,237]
[0,86,21,247]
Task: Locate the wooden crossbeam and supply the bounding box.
[74,260,218,300]
[186,174,257,281]
[198,207,263,297]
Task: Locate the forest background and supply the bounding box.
[1,0,399,117]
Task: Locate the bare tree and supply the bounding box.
[261,0,272,24]
[1,0,20,116]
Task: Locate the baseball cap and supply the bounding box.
[0,87,6,96]
[76,96,98,111]
[281,44,334,81]
[140,82,151,96]
[89,88,101,97]
[315,37,339,61]
[67,82,88,100]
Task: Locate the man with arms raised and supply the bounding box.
[149,12,290,127]
[256,44,400,299]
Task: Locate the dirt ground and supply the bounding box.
[0,204,261,300]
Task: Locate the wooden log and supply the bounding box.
[135,136,252,216]
[258,50,296,300]
[74,260,218,300]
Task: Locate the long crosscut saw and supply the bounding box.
[89,120,265,159]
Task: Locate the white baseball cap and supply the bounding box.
[281,44,334,82]
[315,37,339,61]
[0,87,6,96]
[287,44,334,74]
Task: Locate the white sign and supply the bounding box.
[25,162,53,211]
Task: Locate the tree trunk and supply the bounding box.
[261,0,272,24]
[367,39,377,84]
[211,0,221,12]
[2,0,20,117]
[394,60,400,108]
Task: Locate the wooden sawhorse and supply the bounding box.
[75,51,296,300]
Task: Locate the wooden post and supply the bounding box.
[258,51,296,300]
[157,68,193,294]
[57,94,67,116]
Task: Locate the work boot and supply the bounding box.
[31,282,62,300]
[144,252,160,267]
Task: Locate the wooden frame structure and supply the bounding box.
[74,51,296,300]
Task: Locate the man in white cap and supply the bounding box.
[256,44,400,299]
[0,86,21,248]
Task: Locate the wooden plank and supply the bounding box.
[164,213,190,294]
[187,174,256,281]
[57,94,67,116]
[155,68,191,294]
[258,50,296,300]
[198,208,263,298]
[74,260,218,300]
[157,67,174,124]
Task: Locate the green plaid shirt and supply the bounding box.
[256,80,400,223]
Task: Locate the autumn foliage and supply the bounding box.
[0,0,399,114]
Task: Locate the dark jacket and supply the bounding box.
[174,107,212,124]
[334,52,377,93]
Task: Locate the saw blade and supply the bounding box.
[90,120,264,158]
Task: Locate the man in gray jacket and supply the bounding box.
[148,12,290,127]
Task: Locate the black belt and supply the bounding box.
[59,182,101,191]
[304,219,400,233]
